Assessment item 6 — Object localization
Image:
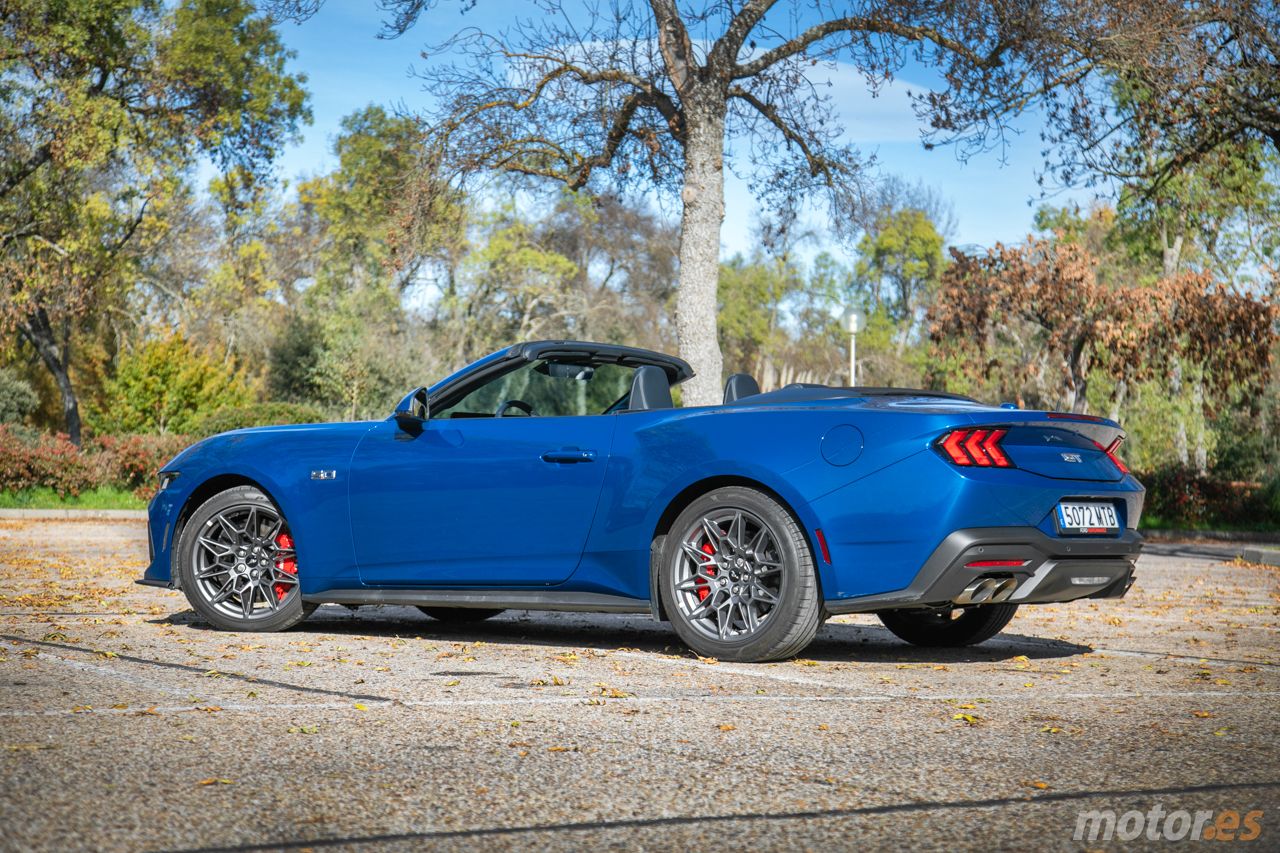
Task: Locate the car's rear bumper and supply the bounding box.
[824,526,1141,615]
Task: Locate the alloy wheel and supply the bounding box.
[190,504,299,620]
[670,508,784,641]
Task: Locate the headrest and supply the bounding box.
[627,365,673,411]
[723,373,761,403]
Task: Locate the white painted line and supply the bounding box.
[1079,647,1280,669]
[23,650,192,696]
[614,650,854,690]
[4,690,1280,718]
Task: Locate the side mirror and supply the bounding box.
[393,387,429,435]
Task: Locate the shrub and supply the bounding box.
[0,369,38,425]
[0,426,94,496]
[191,402,326,437]
[0,427,192,499]
[89,433,192,493]
[92,335,253,435]
[1137,466,1280,529]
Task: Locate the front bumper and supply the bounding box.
[824,526,1141,615]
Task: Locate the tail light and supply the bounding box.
[1096,437,1130,474]
[937,428,1014,468]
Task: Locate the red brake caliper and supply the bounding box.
[273,532,297,601]
[695,541,717,601]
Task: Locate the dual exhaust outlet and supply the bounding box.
[955,576,1018,606]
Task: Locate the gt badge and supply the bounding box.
[311,470,337,480]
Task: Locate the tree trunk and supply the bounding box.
[1170,360,1189,466]
[20,307,82,445]
[674,101,726,407]
[1067,339,1090,414]
[1108,377,1128,422]
[1192,378,1207,474]
[1160,220,1184,277]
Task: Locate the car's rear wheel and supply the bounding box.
[417,607,506,622]
[176,486,316,632]
[877,604,1017,647]
[659,486,822,662]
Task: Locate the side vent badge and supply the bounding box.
[311,470,337,481]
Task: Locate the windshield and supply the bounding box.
[432,359,636,418]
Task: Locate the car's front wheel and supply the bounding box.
[876,604,1017,647]
[176,485,316,632]
[658,486,823,662]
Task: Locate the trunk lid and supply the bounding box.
[969,414,1126,482]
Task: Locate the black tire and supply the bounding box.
[417,607,506,622]
[175,485,317,632]
[877,604,1018,647]
[658,486,822,662]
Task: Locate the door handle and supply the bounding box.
[540,448,597,464]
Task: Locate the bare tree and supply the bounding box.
[1040,1,1280,197]
[276,0,1122,403]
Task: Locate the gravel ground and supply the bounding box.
[2,519,1277,852]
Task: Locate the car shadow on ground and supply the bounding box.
[155,605,1094,666]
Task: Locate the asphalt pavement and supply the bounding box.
[2,519,1277,851]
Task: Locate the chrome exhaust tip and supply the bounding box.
[990,577,1018,603]
[955,578,995,606]
[955,577,1019,606]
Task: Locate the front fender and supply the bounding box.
[143,424,372,593]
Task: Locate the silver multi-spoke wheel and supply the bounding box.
[190,503,299,621]
[670,508,784,642]
[660,487,822,662]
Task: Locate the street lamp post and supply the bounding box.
[846,309,860,387]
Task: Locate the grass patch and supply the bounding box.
[0,486,146,510]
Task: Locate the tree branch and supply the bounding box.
[567,91,646,189]
[707,0,777,74]
[728,86,827,179]
[0,143,52,199]
[735,15,1003,79]
[648,0,698,96]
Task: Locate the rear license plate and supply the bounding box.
[1056,501,1119,534]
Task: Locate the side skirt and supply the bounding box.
[304,588,651,614]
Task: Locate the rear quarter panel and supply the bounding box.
[578,400,1144,605]
[575,403,962,600]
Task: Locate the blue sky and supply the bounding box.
[272,3,1100,262]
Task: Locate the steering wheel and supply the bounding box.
[495,399,535,417]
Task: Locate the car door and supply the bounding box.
[348,359,629,586]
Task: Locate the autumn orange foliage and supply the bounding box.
[929,240,1276,413]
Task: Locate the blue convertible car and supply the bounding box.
[140,340,1144,661]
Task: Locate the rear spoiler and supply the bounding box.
[977,413,1125,449]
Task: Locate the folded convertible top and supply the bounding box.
[728,383,978,405]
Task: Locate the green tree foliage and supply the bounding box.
[717,251,849,388]
[0,0,308,443]
[282,0,1125,406]
[299,105,460,293]
[853,208,946,334]
[718,254,801,380]
[92,336,253,435]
